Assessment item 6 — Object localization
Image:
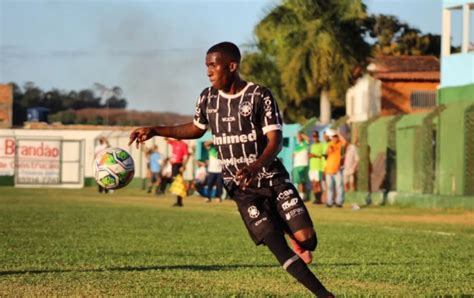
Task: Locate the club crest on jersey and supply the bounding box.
[239,101,252,117]
[247,206,260,219]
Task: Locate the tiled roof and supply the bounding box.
[369,55,440,81]
[375,71,440,81]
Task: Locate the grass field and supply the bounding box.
[0,187,473,296]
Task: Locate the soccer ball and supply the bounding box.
[93,147,135,190]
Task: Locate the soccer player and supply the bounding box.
[129,42,333,297]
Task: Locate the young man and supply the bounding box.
[148,145,162,195]
[343,140,359,192]
[309,131,327,204]
[324,129,347,207]
[204,141,223,202]
[129,42,333,297]
[292,131,310,201]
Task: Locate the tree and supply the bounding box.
[241,0,370,124]
[365,14,441,57]
[8,81,129,125]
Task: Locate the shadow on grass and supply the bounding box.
[0,264,277,276]
[0,261,417,276]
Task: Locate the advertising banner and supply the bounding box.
[0,137,15,176]
[15,139,61,185]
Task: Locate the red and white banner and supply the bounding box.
[0,137,15,176]
[0,138,61,184]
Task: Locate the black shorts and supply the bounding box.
[227,182,313,245]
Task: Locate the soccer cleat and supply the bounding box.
[289,237,313,264]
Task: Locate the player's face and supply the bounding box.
[206,52,233,91]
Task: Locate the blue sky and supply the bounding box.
[1,0,443,115]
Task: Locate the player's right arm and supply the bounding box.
[128,123,205,149]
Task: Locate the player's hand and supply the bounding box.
[129,127,155,149]
[236,164,259,190]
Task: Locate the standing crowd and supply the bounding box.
[142,139,224,206]
[293,129,359,208]
[139,128,360,209]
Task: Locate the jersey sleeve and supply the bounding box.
[257,88,283,135]
[193,89,209,130]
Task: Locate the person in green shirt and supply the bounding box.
[309,131,328,204]
[292,132,310,201]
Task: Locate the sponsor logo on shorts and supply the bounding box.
[277,188,295,201]
[281,198,299,211]
[248,206,260,219]
[285,207,306,221]
[254,217,268,227]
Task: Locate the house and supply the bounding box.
[346,55,440,123]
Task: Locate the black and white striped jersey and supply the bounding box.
[193,82,290,189]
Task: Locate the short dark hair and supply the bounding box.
[207,41,241,63]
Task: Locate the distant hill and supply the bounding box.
[50,108,193,126]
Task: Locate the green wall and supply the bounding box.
[438,83,474,105]
[437,101,473,195]
[367,116,394,162]
[396,113,429,193]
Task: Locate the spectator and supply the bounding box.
[188,160,208,197]
[142,146,153,190]
[343,139,359,192]
[159,158,173,194]
[94,136,110,194]
[204,141,223,202]
[148,145,162,195]
[167,138,190,207]
[308,131,327,204]
[292,131,310,201]
[324,129,347,207]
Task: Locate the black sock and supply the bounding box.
[263,231,331,297]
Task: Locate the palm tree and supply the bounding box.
[244,0,370,124]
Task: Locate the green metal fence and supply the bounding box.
[421,106,445,194]
[464,104,474,195]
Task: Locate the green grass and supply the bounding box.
[0,187,473,296]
